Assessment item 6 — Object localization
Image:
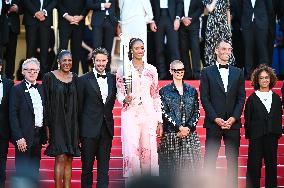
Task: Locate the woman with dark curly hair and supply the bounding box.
[244,64,283,188]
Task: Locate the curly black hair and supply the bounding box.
[250,64,277,90]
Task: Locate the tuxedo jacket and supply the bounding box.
[87,0,119,26]
[0,77,14,140]
[9,81,47,147]
[57,0,88,28]
[200,64,246,129]
[150,0,183,23]
[22,0,57,26]
[178,0,203,29]
[78,71,117,138]
[240,0,274,30]
[279,0,284,32]
[244,92,282,139]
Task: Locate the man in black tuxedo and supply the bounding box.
[57,0,87,74]
[177,0,203,80]
[87,0,119,71]
[0,0,9,58]
[0,59,13,188]
[78,47,117,188]
[9,58,46,182]
[149,0,182,80]
[241,0,274,79]
[200,40,245,188]
[22,0,57,77]
[3,0,21,79]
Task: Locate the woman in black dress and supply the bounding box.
[244,64,282,188]
[203,0,235,66]
[43,50,80,188]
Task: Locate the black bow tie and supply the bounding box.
[97,73,107,79]
[219,64,229,69]
[0,80,2,83]
[29,84,38,89]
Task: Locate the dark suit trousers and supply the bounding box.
[246,134,278,188]
[15,128,42,181]
[204,128,240,188]
[4,27,18,79]
[179,25,200,80]
[154,10,180,80]
[92,17,116,71]
[59,24,84,74]
[242,22,269,79]
[25,23,50,76]
[81,123,113,188]
[0,139,9,188]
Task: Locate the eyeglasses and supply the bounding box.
[171,68,185,73]
[24,69,39,74]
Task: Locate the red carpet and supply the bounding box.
[6,81,284,188]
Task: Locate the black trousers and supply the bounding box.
[204,128,240,188]
[59,24,84,74]
[0,139,9,188]
[4,27,18,79]
[81,124,113,188]
[15,128,42,181]
[92,17,116,72]
[246,134,279,188]
[154,10,180,80]
[242,22,269,79]
[25,23,50,76]
[179,25,200,80]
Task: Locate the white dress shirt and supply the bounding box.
[255,90,273,113]
[101,0,110,15]
[0,75,3,104]
[93,68,108,104]
[184,0,191,17]
[251,0,256,21]
[216,62,229,92]
[25,80,43,127]
[160,0,168,8]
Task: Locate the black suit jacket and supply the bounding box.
[78,71,117,138]
[9,81,47,147]
[150,0,183,23]
[0,77,14,140]
[278,0,284,32]
[87,0,119,26]
[230,0,242,30]
[200,64,246,129]
[22,0,57,26]
[7,0,22,34]
[178,0,203,29]
[241,0,274,30]
[244,92,282,139]
[57,0,88,28]
[0,0,9,45]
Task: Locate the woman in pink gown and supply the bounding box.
[116,38,163,179]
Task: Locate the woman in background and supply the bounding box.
[244,64,282,188]
[116,38,162,180]
[203,0,234,66]
[43,50,80,188]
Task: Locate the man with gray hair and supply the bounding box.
[9,58,47,185]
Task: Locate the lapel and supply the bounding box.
[105,73,113,105]
[268,93,276,115]
[213,65,226,93]
[20,81,34,113]
[88,72,103,103]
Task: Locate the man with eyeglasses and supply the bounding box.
[200,40,245,188]
[0,59,14,188]
[9,58,47,185]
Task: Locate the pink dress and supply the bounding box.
[116,62,162,177]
